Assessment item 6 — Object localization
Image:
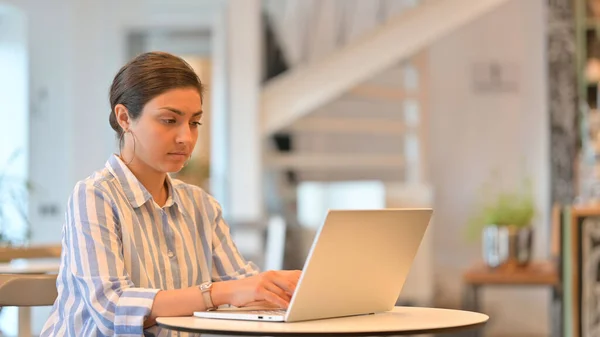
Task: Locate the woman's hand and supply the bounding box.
[217,270,301,309]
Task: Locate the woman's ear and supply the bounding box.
[114,104,131,131]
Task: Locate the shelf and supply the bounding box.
[586,21,600,30]
[462,260,558,286]
[585,17,600,29]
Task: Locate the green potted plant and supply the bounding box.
[466,176,536,268]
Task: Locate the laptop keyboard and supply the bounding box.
[243,310,286,315]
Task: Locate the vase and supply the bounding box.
[482,225,533,268]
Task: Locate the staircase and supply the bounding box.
[261,0,511,183]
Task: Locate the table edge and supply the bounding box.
[156,320,487,336]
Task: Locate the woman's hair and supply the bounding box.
[109,51,204,139]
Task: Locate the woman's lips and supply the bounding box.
[168,153,188,159]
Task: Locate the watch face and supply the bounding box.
[200,282,212,291]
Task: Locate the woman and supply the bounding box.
[41,51,301,336]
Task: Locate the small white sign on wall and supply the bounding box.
[471,61,519,94]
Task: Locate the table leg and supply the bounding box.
[462,284,482,337]
[18,306,31,337]
[471,285,480,313]
[463,284,480,312]
[550,285,562,337]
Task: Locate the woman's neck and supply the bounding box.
[121,155,168,206]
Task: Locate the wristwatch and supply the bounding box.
[199,281,216,311]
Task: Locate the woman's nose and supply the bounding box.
[176,125,193,144]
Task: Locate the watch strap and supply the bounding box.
[199,282,216,311]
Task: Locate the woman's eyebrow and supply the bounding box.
[160,107,203,116]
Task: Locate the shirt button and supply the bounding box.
[167,251,174,258]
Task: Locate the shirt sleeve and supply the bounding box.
[208,197,260,282]
[65,181,160,336]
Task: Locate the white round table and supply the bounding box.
[156,306,489,336]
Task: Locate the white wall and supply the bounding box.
[428,0,549,336]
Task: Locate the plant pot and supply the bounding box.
[482,225,533,268]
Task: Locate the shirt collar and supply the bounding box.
[105,154,182,209]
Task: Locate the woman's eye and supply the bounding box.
[191,121,203,127]
[162,119,177,124]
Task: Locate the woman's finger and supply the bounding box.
[269,273,298,294]
[242,300,280,308]
[264,281,291,301]
[258,286,289,308]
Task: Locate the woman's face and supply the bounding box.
[126,87,203,174]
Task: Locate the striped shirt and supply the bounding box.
[41,154,259,336]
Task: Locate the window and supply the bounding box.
[0,5,29,244]
[297,181,385,228]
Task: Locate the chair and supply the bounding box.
[0,274,58,337]
[0,245,61,337]
[0,274,58,306]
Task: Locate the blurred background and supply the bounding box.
[0,0,596,336]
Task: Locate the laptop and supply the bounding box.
[194,208,432,323]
